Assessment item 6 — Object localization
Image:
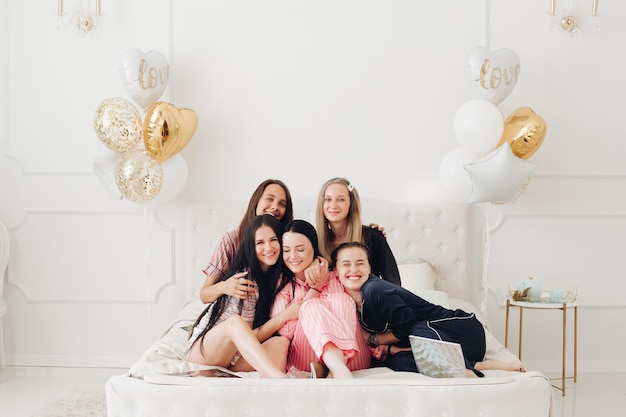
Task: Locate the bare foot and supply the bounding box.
[465,369,478,378]
[475,359,526,373]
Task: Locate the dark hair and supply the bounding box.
[192,214,284,355]
[330,241,371,270]
[281,220,322,281]
[237,179,294,241]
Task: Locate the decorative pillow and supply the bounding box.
[398,258,439,291]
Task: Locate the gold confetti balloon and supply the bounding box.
[93,97,143,153]
[115,150,163,202]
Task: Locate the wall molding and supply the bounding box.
[7,209,176,304]
[488,211,626,233]
[0,0,8,149]
[9,353,137,368]
[532,172,626,179]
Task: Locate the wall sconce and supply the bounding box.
[549,0,599,34]
[57,0,102,34]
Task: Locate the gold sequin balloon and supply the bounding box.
[115,150,163,202]
[93,97,143,153]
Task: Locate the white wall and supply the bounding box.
[1,0,624,372]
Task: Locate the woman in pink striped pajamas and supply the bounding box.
[271,220,370,378]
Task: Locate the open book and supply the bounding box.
[144,366,242,385]
[409,335,467,378]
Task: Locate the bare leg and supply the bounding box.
[263,336,290,372]
[232,335,290,373]
[188,316,287,378]
[465,369,478,378]
[321,344,353,379]
[475,359,526,373]
[224,316,288,377]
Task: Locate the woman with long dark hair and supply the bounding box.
[187,214,300,377]
[199,179,328,304]
[271,220,368,378]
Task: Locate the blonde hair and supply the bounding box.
[316,177,363,260]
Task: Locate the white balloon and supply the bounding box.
[464,143,537,204]
[92,151,123,199]
[439,147,476,200]
[453,99,504,157]
[119,48,170,110]
[150,154,189,204]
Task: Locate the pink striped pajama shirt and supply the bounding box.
[271,272,371,372]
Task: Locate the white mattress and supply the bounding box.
[107,369,553,417]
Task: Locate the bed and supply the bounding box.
[105,199,554,417]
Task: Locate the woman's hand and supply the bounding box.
[280,299,302,322]
[304,257,330,289]
[223,271,257,299]
[369,223,387,238]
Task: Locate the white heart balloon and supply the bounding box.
[466,46,520,105]
[119,48,170,110]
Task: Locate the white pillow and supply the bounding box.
[410,288,449,308]
[398,258,439,291]
[398,259,448,308]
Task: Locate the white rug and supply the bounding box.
[34,388,107,417]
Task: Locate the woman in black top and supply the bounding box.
[332,241,525,377]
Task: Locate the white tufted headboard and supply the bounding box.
[188,200,483,305]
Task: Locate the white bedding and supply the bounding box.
[107,200,555,417]
[126,296,519,379]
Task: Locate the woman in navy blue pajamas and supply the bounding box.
[332,242,525,377]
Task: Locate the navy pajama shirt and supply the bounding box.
[358,275,486,376]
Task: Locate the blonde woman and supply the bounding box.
[316,177,400,285]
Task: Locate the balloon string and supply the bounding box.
[142,205,154,328]
[479,203,491,319]
[482,0,490,49]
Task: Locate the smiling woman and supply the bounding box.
[198,179,294,305]
[332,241,525,376]
[186,214,295,378]
[316,178,401,285]
[271,219,369,379]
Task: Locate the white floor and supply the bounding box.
[0,366,125,417]
[1,367,626,416]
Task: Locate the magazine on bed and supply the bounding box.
[408,335,467,378]
[144,366,242,385]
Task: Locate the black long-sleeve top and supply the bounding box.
[362,226,401,285]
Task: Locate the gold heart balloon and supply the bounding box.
[143,102,198,162]
[498,106,547,160]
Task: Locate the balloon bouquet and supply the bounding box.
[439,46,547,204]
[92,48,198,204]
